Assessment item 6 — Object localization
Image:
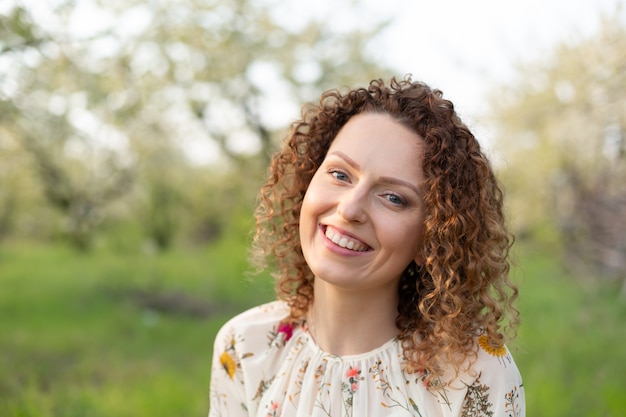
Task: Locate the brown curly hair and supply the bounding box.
[252,75,519,384]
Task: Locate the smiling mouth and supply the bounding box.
[323,226,371,252]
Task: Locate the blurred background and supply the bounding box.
[0,0,624,415]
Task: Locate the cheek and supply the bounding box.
[299,188,315,224]
[300,178,328,217]
[299,183,322,234]
[384,219,424,255]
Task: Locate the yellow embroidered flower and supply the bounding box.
[220,351,237,379]
[478,334,507,357]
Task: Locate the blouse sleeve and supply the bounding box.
[208,320,250,417]
[459,343,525,417]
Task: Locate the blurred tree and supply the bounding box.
[0,135,20,240]
[1,3,135,249]
[0,7,38,240]
[0,0,391,250]
[488,10,626,292]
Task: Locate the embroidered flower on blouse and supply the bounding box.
[478,334,507,357]
[346,367,362,392]
[220,351,237,379]
[277,321,294,341]
[505,385,522,416]
[265,401,280,417]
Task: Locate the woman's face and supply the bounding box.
[299,112,426,294]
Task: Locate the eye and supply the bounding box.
[329,169,350,182]
[383,193,407,207]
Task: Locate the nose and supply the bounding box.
[337,188,368,223]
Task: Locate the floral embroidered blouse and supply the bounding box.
[209,301,525,417]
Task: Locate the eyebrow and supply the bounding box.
[329,151,361,170]
[327,151,422,196]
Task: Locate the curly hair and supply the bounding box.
[251,75,519,385]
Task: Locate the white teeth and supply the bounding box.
[324,227,367,252]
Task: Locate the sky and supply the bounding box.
[268,0,625,156]
[369,0,624,119]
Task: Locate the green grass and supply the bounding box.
[511,244,626,417]
[0,239,624,416]
[0,238,274,417]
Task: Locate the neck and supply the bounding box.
[308,280,399,356]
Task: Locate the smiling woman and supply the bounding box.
[208,75,524,417]
[298,113,426,340]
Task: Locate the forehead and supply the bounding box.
[329,113,422,158]
[326,112,424,181]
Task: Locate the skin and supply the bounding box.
[298,112,426,355]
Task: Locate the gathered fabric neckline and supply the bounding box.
[302,322,400,362]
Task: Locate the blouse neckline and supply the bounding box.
[302,323,399,362]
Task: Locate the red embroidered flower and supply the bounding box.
[346,367,360,378]
[277,322,294,341]
[345,367,361,393]
[265,401,280,417]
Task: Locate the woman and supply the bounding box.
[209,76,524,417]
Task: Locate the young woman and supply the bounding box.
[209,76,524,417]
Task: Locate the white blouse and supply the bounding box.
[209,301,525,417]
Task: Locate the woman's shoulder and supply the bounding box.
[225,300,290,326]
[213,300,291,350]
[472,335,523,380]
[451,334,524,398]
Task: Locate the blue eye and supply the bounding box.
[384,193,406,206]
[330,170,349,181]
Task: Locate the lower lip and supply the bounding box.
[319,225,369,257]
